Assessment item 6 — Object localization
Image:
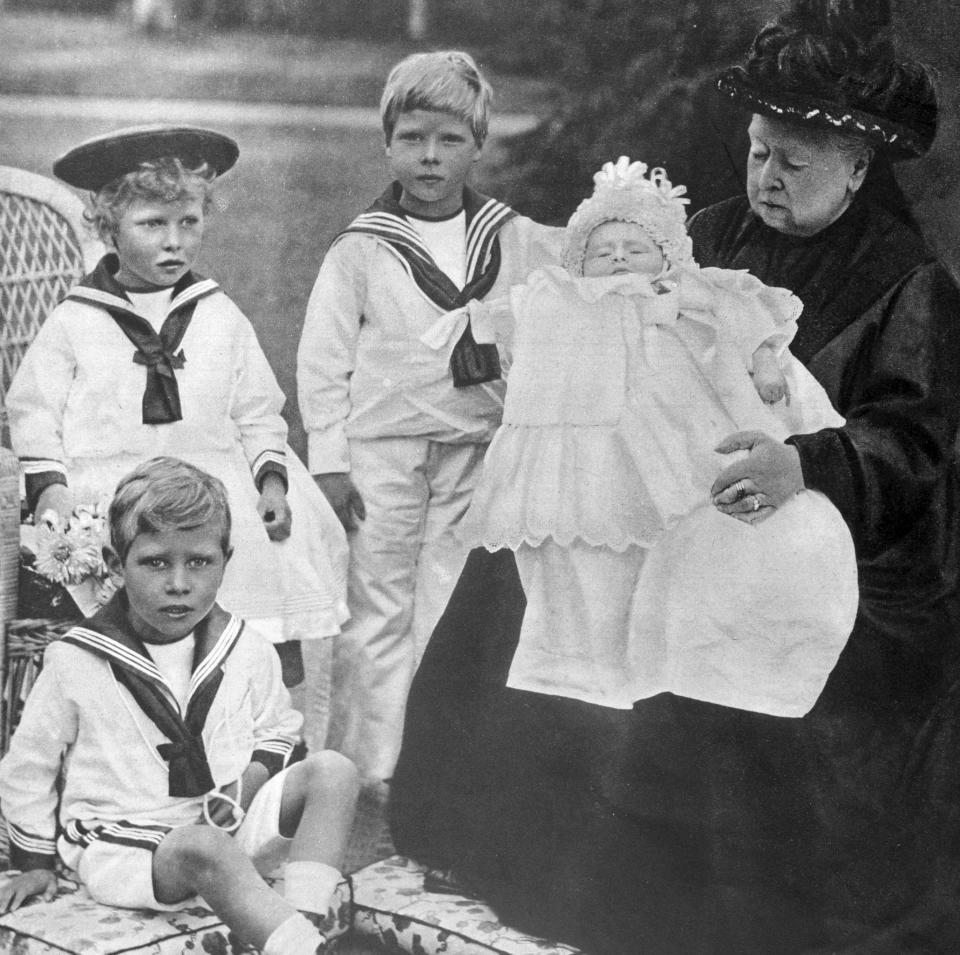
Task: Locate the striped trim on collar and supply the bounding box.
[338,184,514,386]
[465,199,516,280]
[63,613,243,708]
[66,256,220,425]
[189,614,243,700]
[342,197,515,293]
[343,212,433,265]
[64,625,164,683]
[66,278,219,321]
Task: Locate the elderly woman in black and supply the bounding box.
[391,12,960,954]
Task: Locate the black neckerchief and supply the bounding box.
[62,591,242,797]
[338,183,518,387]
[66,254,219,423]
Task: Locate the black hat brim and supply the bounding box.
[53,125,239,191]
[717,68,930,160]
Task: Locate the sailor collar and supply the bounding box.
[339,184,517,387]
[63,593,243,796]
[66,255,219,424]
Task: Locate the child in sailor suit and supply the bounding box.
[5,126,349,724]
[297,51,559,782]
[451,158,859,718]
[0,458,359,955]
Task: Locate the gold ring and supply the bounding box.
[752,495,761,511]
[734,479,746,498]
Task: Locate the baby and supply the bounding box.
[578,210,788,405]
[436,157,858,717]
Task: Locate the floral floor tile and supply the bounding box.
[352,856,583,955]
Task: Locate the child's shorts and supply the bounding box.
[70,766,295,910]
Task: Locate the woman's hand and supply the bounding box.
[257,474,292,541]
[711,430,804,524]
[314,472,365,531]
[34,484,75,529]
[0,869,58,912]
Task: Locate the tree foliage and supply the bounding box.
[486,0,791,223]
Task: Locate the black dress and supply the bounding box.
[390,195,960,955]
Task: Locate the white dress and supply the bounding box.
[7,284,349,647]
[462,265,858,716]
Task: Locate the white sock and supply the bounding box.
[263,912,324,955]
[283,859,342,916]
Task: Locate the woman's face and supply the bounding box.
[746,115,870,237]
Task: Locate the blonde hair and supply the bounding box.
[109,456,231,563]
[380,50,492,147]
[88,157,216,244]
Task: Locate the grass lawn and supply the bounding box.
[0,11,558,458]
[0,10,559,113]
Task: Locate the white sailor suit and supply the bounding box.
[6,256,349,649]
[0,596,301,909]
[298,184,559,780]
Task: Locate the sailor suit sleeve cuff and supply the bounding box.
[251,451,288,493]
[21,459,68,516]
[251,740,296,777]
[8,823,57,872]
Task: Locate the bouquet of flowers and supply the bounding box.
[20,495,120,618]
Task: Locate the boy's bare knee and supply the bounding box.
[160,824,238,881]
[280,752,360,837]
[316,749,361,782]
[303,750,361,794]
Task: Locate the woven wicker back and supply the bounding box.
[0,169,103,750]
[0,449,18,631]
[0,165,103,442]
[0,447,20,757]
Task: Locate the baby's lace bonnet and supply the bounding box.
[561,156,693,276]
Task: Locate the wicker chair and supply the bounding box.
[0,166,104,753]
[1,165,102,436]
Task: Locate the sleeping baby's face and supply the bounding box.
[581,220,664,278]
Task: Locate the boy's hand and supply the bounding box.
[34,484,75,529]
[0,869,58,912]
[258,474,292,541]
[314,473,365,531]
[204,763,270,830]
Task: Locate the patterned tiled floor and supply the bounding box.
[338,938,393,953]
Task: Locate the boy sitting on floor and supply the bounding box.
[0,456,359,955]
